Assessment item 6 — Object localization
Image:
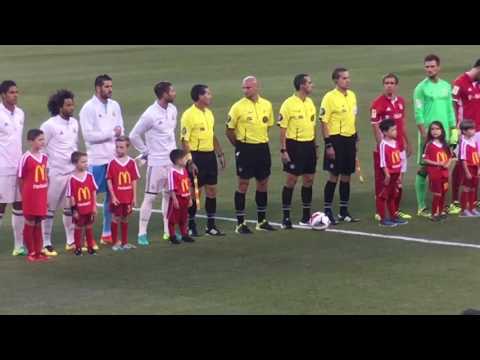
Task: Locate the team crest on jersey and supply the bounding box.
[262,116,268,123]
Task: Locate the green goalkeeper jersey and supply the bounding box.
[413,77,456,141]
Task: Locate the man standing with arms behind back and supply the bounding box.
[413,54,458,217]
[79,74,124,245]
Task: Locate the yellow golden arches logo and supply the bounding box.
[78,187,91,202]
[473,152,480,165]
[181,178,190,193]
[436,152,448,163]
[118,171,131,186]
[34,164,46,183]
[391,151,401,164]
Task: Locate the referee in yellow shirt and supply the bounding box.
[226,76,276,234]
[278,74,318,229]
[320,67,360,225]
[181,84,226,237]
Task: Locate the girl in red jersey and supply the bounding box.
[422,121,453,222]
[18,129,50,262]
[458,120,480,217]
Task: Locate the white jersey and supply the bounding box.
[129,101,177,167]
[40,115,79,176]
[0,103,24,176]
[79,95,124,166]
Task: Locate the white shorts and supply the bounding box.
[47,173,71,212]
[0,175,21,204]
[400,150,407,173]
[145,165,171,195]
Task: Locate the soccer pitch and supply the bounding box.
[1,45,480,314]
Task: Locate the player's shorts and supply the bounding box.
[378,172,400,200]
[0,175,21,204]
[284,139,317,176]
[428,174,449,194]
[462,165,480,188]
[323,134,357,176]
[47,172,71,212]
[235,141,271,181]
[191,151,218,187]
[73,213,95,226]
[144,165,171,195]
[24,214,46,223]
[109,203,132,217]
[89,164,108,193]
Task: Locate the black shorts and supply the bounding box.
[284,139,317,176]
[235,142,271,181]
[191,151,218,187]
[323,134,357,176]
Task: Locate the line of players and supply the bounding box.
[1,54,480,258]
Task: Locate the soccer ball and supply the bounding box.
[309,211,330,231]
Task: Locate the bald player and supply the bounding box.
[226,76,276,234]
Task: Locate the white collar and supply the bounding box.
[113,156,131,166]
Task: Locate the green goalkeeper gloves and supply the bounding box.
[450,128,459,146]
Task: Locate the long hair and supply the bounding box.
[47,89,74,116]
[426,121,451,155]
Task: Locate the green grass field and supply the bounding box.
[1,45,480,314]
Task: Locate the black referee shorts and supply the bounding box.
[323,134,357,176]
[283,139,317,176]
[191,151,218,187]
[235,141,271,181]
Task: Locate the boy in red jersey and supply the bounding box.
[377,119,408,227]
[66,151,98,255]
[167,149,194,244]
[458,120,480,217]
[107,136,140,251]
[422,121,453,222]
[18,129,49,262]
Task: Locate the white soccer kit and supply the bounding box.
[79,95,124,166]
[40,115,79,210]
[0,103,24,203]
[130,101,178,194]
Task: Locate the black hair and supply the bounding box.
[0,80,16,94]
[191,84,208,102]
[424,54,440,65]
[474,59,480,68]
[293,74,309,91]
[382,73,399,84]
[71,151,88,164]
[47,89,74,116]
[169,149,187,165]
[427,121,450,154]
[154,81,172,99]
[460,119,475,132]
[332,67,348,81]
[379,118,396,133]
[95,74,112,88]
[27,129,43,141]
[115,135,130,146]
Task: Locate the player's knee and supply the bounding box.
[302,175,314,187]
[286,174,298,188]
[205,185,216,198]
[340,175,350,183]
[238,179,249,193]
[256,180,268,192]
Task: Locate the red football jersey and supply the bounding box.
[452,73,480,130]
[378,139,402,174]
[371,95,406,151]
[66,172,98,215]
[18,152,48,216]
[460,137,480,166]
[168,167,191,198]
[106,157,140,204]
[423,141,451,178]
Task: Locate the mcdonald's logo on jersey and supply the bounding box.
[181,178,190,193]
[34,164,46,183]
[436,152,448,163]
[473,152,480,165]
[78,187,91,202]
[391,151,401,164]
[118,171,131,186]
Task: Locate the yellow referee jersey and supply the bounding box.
[319,88,357,137]
[278,94,316,142]
[227,96,274,144]
[180,104,215,152]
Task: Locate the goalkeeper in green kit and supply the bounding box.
[414,54,459,217]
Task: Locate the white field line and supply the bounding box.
[96,203,480,250]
